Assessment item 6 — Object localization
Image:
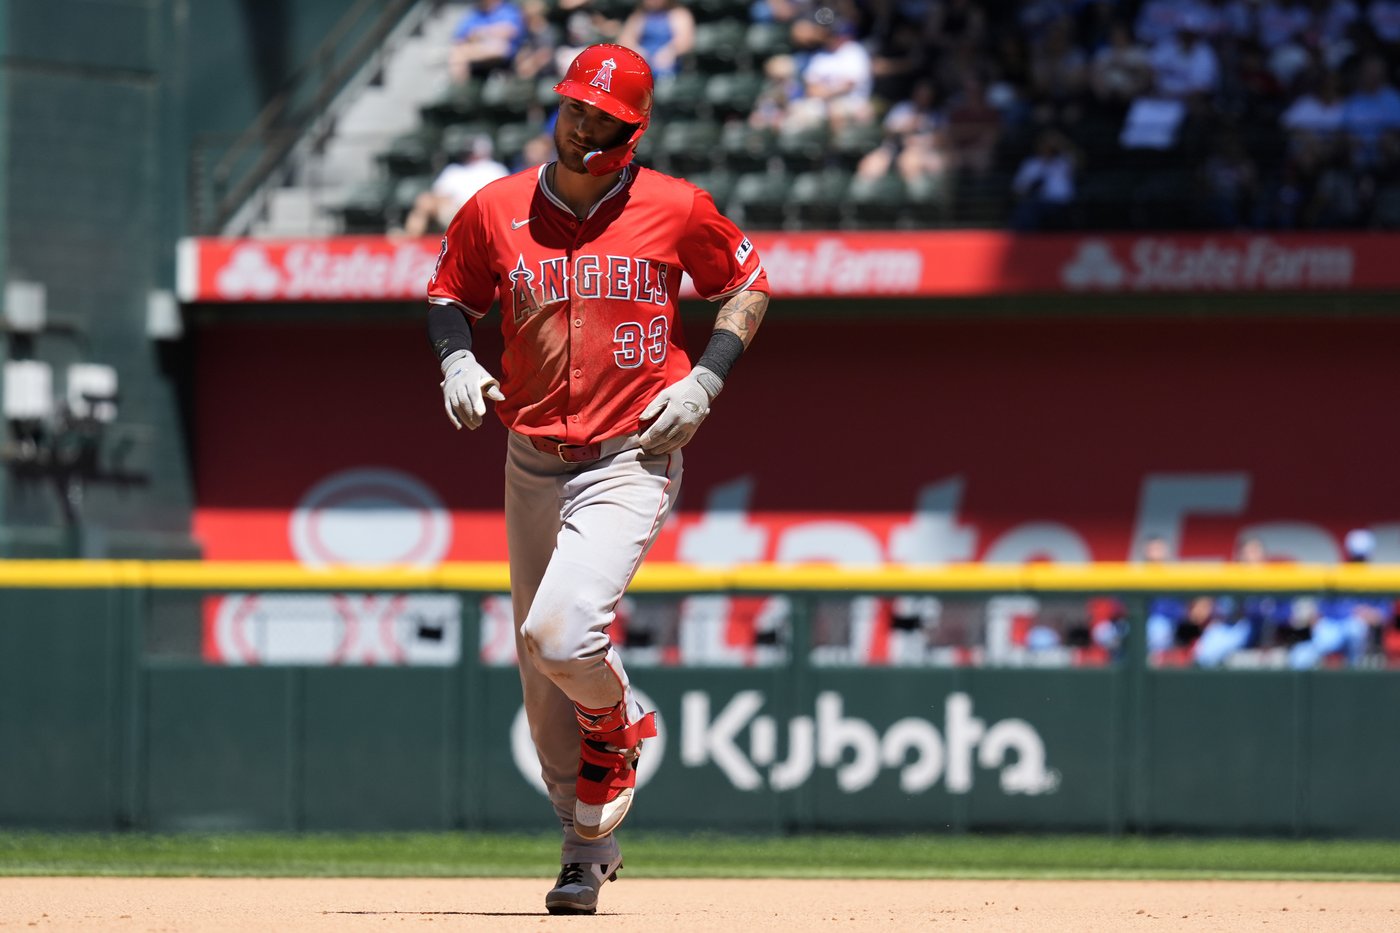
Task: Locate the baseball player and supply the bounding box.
[425,44,769,915]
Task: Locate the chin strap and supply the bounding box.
[582,122,647,176]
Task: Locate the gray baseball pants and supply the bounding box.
[504,430,681,865]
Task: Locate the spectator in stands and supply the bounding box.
[856,79,952,210]
[399,134,508,238]
[1027,14,1089,127]
[1342,54,1400,168]
[1192,595,1254,667]
[943,69,1003,178]
[749,53,801,130]
[1090,20,1154,107]
[513,0,561,80]
[1230,39,1288,106]
[924,0,988,60]
[1307,0,1361,65]
[1010,127,1080,229]
[617,0,695,79]
[514,130,558,172]
[553,2,622,77]
[1368,0,1400,54]
[1282,67,1347,147]
[1193,537,1294,667]
[449,0,526,83]
[1136,534,1189,662]
[1149,15,1222,101]
[1134,0,1194,46]
[1274,123,1364,226]
[783,7,874,133]
[1199,132,1259,227]
[1255,0,1312,52]
[1288,528,1386,668]
[752,0,816,25]
[1236,535,1267,565]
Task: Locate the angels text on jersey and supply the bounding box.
[507,253,671,323]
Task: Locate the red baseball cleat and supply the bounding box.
[574,711,657,839]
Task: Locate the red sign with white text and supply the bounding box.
[176,231,1400,303]
[192,315,1400,568]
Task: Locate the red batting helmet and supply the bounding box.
[553,44,654,176]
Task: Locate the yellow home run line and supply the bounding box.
[1,561,1399,593]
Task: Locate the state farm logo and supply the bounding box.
[761,238,923,295]
[217,244,282,298]
[1061,239,1124,289]
[213,240,441,300]
[1062,237,1355,291]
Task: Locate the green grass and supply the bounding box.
[2,832,1400,881]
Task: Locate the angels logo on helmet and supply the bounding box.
[590,57,617,93]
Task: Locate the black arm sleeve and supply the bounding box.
[427,303,473,363]
[695,329,745,382]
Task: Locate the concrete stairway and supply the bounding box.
[248,2,469,237]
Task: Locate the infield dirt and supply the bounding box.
[3,877,1398,932]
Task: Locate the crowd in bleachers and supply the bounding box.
[1133,531,1400,670]
[356,0,1400,234]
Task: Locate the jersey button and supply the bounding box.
[572,368,582,378]
[570,414,579,422]
[573,319,582,327]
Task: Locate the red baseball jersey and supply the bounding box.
[428,163,768,445]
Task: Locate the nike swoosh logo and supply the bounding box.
[511,216,535,230]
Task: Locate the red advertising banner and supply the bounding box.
[192,314,1400,569]
[176,231,1400,303]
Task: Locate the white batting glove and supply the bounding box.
[440,350,504,430]
[638,366,720,455]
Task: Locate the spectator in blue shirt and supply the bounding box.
[1289,529,1387,668]
[449,0,526,83]
[617,0,695,79]
[1342,55,1400,167]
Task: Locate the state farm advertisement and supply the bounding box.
[195,314,1400,567]
[192,313,1400,665]
[176,231,1400,302]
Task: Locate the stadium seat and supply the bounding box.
[332,177,393,234]
[705,73,764,121]
[847,173,907,229]
[494,121,542,166]
[776,123,831,172]
[632,128,661,169]
[652,72,707,119]
[788,168,850,228]
[377,128,438,179]
[720,123,778,174]
[729,169,791,229]
[535,75,562,110]
[480,74,536,121]
[658,120,723,176]
[745,21,792,62]
[831,122,884,171]
[1077,168,1137,230]
[690,0,750,23]
[419,79,483,127]
[587,0,633,20]
[693,21,747,73]
[440,121,496,161]
[687,169,737,208]
[903,174,952,228]
[391,174,435,222]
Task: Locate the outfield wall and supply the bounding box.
[2,563,1398,837]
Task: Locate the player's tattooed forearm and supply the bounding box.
[715,289,768,347]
